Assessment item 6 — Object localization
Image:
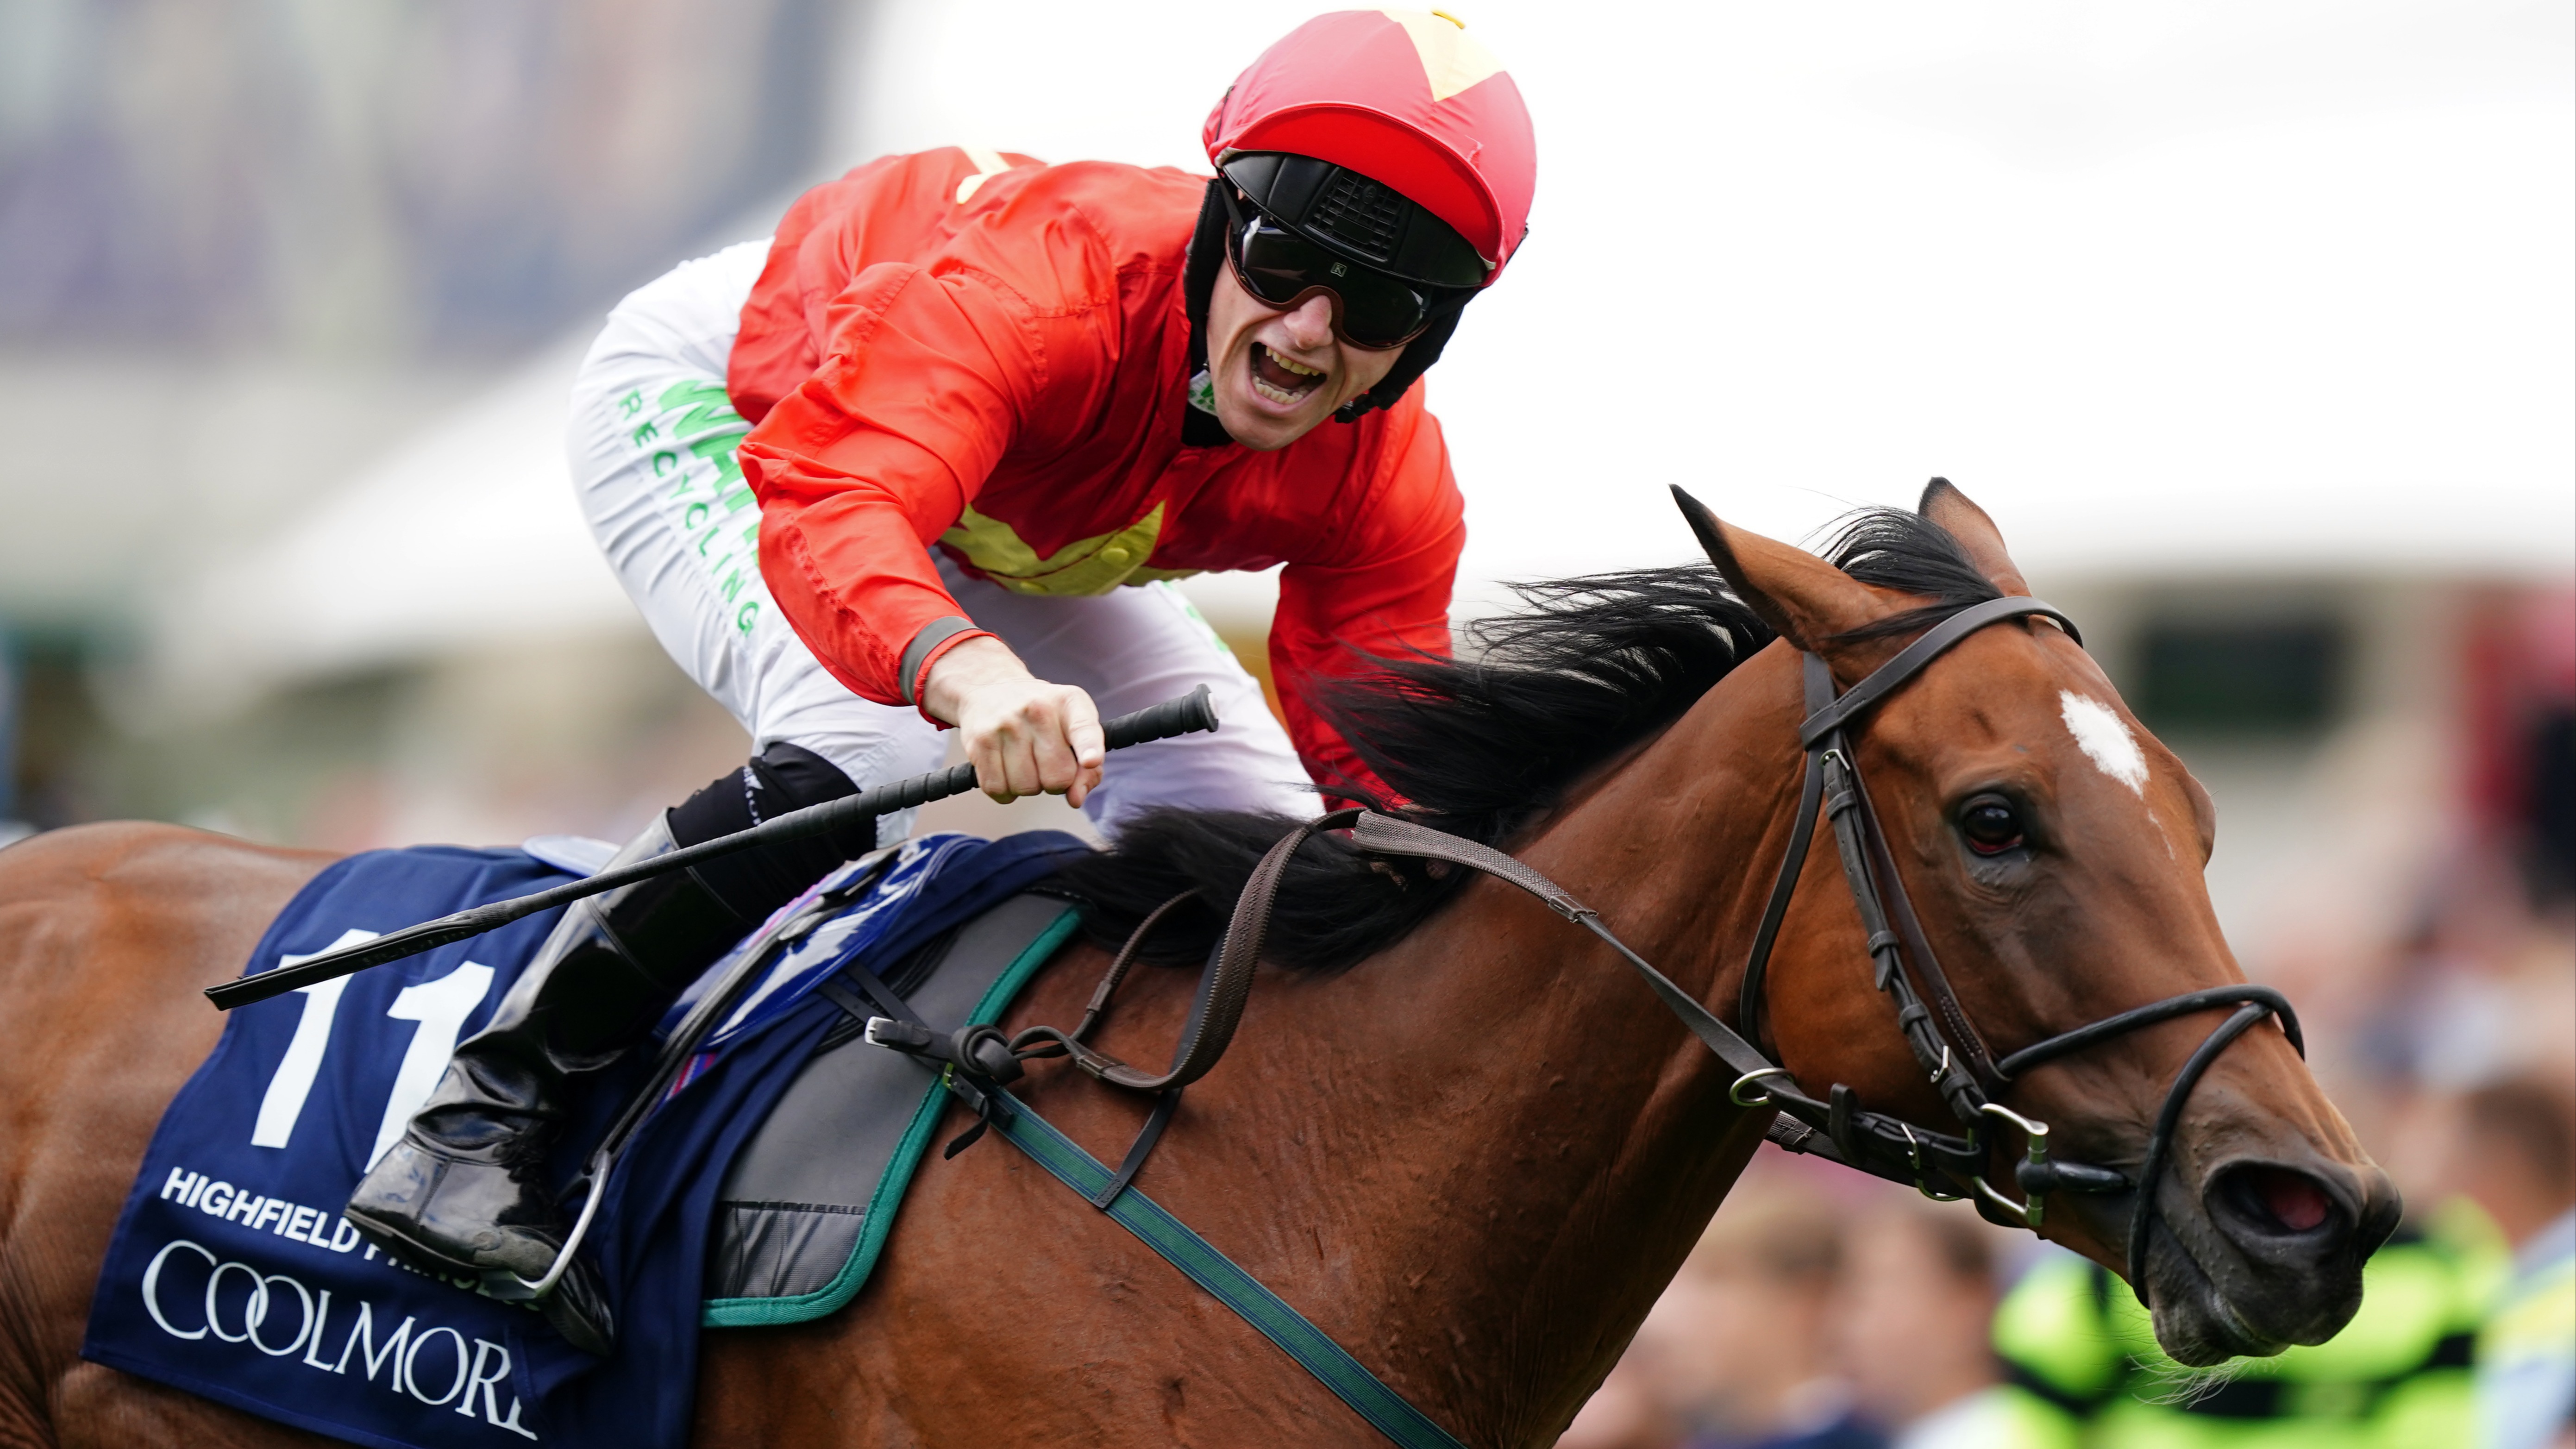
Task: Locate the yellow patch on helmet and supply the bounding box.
[1381,10,1504,103]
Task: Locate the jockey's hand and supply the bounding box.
[920,635,1105,808]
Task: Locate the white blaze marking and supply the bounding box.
[2059,691,2149,796]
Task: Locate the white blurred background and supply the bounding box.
[849,0,2574,582]
[5,0,2567,1033]
[12,0,2561,951]
[4,0,2566,1038]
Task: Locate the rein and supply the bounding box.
[865,594,2304,1447]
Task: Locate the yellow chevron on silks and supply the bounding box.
[939,502,1200,596]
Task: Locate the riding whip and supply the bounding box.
[205,685,1222,1012]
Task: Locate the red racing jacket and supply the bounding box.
[729,147,1466,799]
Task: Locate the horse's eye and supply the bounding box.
[1960,798,2025,855]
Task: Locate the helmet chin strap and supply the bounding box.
[1181,179,1472,435]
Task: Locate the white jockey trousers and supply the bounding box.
[566,240,1312,843]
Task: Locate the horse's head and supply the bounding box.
[1686,482,2397,1367]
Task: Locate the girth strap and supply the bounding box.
[971,1083,1474,1449]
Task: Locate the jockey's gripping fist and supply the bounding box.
[919,635,1106,808]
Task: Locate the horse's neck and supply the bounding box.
[1272,655,1807,1441]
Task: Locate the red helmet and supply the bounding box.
[1203,10,1536,285]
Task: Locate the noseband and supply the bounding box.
[1723,596,2302,1292]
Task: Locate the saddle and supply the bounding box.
[703,890,1078,1320]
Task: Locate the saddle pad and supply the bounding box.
[84,831,1090,1449]
[83,847,589,1448]
[702,892,1080,1323]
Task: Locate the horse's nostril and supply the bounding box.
[2240,1165,2332,1234]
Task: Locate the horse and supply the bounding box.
[0,484,2396,1446]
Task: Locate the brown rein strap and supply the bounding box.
[1073,888,1199,1045]
[1029,806,1783,1103]
[1042,811,1357,1093]
[1348,813,1779,1080]
[1034,602,2092,1124]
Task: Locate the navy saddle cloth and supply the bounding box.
[82,829,1092,1449]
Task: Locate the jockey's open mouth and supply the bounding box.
[1248,340,1328,406]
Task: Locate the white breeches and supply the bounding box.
[564,240,1311,842]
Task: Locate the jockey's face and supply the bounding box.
[1204,267,1405,450]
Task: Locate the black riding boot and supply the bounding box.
[343,742,873,1352]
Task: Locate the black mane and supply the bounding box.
[1051,504,2000,972]
[1818,507,2007,642]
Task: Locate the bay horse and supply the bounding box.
[0,485,2394,1446]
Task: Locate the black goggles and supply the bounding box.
[1219,187,1460,350]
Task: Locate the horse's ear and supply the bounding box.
[1670,485,1882,651]
[1918,477,2031,597]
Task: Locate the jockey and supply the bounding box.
[345,10,1536,1349]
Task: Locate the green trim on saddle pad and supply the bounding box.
[700,905,1082,1327]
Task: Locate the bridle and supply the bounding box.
[981,594,2306,1294]
[856,591,2318,1447]
[1717,596,2303,1292]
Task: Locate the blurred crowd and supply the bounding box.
[1560,1067,2571,1449]
[1561,1037,2572,1449]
